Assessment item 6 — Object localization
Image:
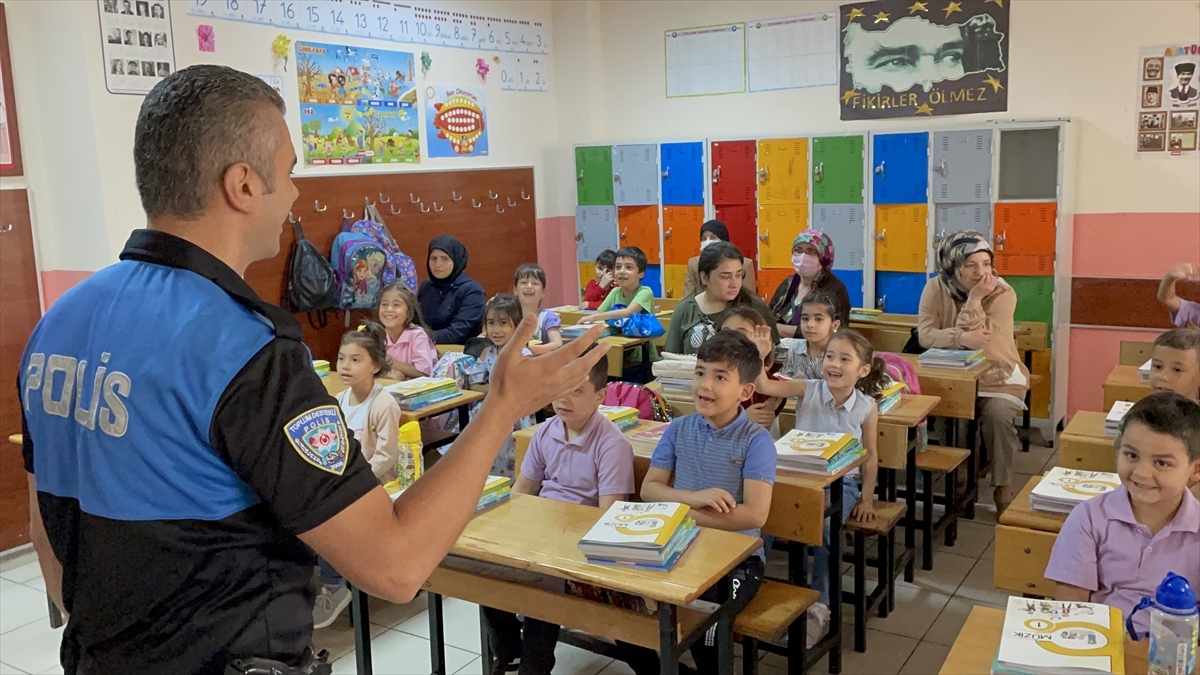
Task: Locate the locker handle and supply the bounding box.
[620,229,628,240]
[878,295,887,312]
[934,159,947,176]
[661,166,670,179]
[712,166,721,184]
[758,229,769,242]
[575,232,584,242]
[577,169,584,181]
[874,161,885,177]
[613,170,622,184]
[664,228,672,240]
[996,230,1007,250]
[813,162,824,182]
[757,166,769,184]
[874,229,886,243]
[934,230,947,244]
[665,288,674,298]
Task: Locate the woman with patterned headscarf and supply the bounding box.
[918,230,1029,514]
[768,230,852,334]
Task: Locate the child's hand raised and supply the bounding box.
[486,315,611,421]
[688,488,738,513]
[1168,263,1199,281]
[752,325,773,359]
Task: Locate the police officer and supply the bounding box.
[19,65,608,675]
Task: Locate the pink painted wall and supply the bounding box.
[535,215,579,307]
[1072,212,1200,278]
[40,270,93,311]
[1066,326,1162,416]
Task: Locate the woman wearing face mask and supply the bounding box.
[769,230,851,336]
[683,220,757,298]
[665,242,778,355]
[417,234,486,344]
[917,230,1028,515]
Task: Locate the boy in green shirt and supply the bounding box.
[581,246,657,376]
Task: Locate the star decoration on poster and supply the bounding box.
[874,11,890,23]
[983,74,1004,91]
[943,1,963,17]
[907,1,929,13]
[915,103,934,114]
[846,7,865,20]
[985,0,1003,6]
[841,90,861,104]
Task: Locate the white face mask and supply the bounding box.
[699,239,717,251]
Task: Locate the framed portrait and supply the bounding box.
[1142,84,1162,109]
[1143,57,1164,81]
[1170,110,1198,130]
[1139,112,1166,130]
[1168,132,1197,152]
[1138,132,1165,152]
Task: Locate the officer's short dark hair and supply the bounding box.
[135,64,285,220]
[696,330,762,385]
[1117,392,1200,462]
[615,246,648,274]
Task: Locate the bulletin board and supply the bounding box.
[1135,42,1198,158]
[665,23,746,98]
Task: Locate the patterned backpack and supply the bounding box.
[422,351,479,434]
[345,203,419,293]
[330,226,387,309]
[603,382,675,423]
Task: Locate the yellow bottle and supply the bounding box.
[397,421,423,488]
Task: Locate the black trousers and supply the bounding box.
[482,607,561,675]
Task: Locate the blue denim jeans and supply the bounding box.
[811,479,860,605]
[318,556,343,588]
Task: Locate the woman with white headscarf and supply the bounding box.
[917,230,1028,514]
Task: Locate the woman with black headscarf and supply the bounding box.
[682,220,756,297]
[418,235,486,344]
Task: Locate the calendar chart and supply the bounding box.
[747,12,838,92]
[665,24,746,98]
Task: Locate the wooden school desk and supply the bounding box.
[321,375,485,450]
[1058,411,1117,472]
[993,475,1066,597]
[422,494,761,675]
[1103,365,1152,411]
[939,606,1157,675]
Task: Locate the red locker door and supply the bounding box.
[716,204,758,269]
[711,140,757,205]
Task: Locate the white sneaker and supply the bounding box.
[805,602,830,650]
[313,585,353,629]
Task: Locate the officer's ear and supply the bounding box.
[221,162,258,215]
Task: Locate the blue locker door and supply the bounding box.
[813,204,865,270]
[661,142,705,205]
[835,269,864,308]
[642,265,662,297]
[576,206,618,261]
[873,133,929,204]
[875,272,928,314]
[613,143,659,206]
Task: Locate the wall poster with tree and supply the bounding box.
[295,40,419,166]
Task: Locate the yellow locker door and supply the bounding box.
[579,262,595,298]
[663,264,689,299]
[757,138,809,205]
[874,205,928,272]
[758,205,808,269]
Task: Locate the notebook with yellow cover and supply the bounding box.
[579,501,691,549]
[775,430,858,461]
[386,377,458,397]
[994,596,1125,674]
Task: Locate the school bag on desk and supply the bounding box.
[346,203,419,293]
[282,216,337,328]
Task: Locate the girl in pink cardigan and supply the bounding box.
[377,283,438,380]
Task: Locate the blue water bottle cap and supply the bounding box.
[1156,572,1198,612]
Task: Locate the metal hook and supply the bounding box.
[343,209,355,220]
[287,212,297,224]
[496,204,505,214]
[410,193,420,203]
[451,191,462,201]
[378,192,390,203]
[521,189,530,200]
[488,190,498,199]
[507,197,517,207]
[389,204,402,215]
[419,203,430,213]
[315,200,328,212]
[472,198,481,208]
[432,202,443,212]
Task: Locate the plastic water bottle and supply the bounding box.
[1127,572,1199,675]
[396,421,423,490]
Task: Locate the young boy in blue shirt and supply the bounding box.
[641,330,776,675]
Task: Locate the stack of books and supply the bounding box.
[313,360,330,377]
[598,405,640,431]
[775,337,801,362]
[876,381,906,414]
[561,324,616,341]
[1029,467,1120,514]
[774,430,865,475]
[384,377,460,410]
[630,422,670,445]
[578,501,698,570]
[1105,401,1133,436]
[992,596,1125,674]
[477,476,511,511]
[1138,358,1151,382]
[918,348,985,369]
[849,308,882,322]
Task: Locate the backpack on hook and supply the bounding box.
[282,216,337,328]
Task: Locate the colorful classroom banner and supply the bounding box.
[838,0,1009,120]
[1135,43,1198,158]
[424,84,489,157]
[295,40,419,166]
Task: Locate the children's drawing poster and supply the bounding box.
[97,0,176,95]
[1136,43,1198,158]
[295,40,419,166]
[838,0,1009,120]
[424,84,488,157]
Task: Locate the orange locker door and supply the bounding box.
[663,205,704,265]
[757,205,808,270]
[757,138,809,205]
[757,269,793,304]
[663,264,689,299]
[874,205,928,272]
[618,206,661,264]
[995,202,1056,276]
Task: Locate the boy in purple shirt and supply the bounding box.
[1148,328,1200,404]
[482,350,636,675]
[1158,262,1200,328]
[1045,393,1200,634]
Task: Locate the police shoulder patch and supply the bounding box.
[284,405,350,475]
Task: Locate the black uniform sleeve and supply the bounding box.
[210,338,380,535]
[21,405,34,475]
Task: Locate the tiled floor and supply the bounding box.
[0,443,1060,675]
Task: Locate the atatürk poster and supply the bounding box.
[839,0,1009,120]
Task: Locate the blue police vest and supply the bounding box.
[21,259,275,521]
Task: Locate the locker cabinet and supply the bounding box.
[999,128,1060,201]
[757,138,809,205]
[758,269,793,304]
[663,264,688,299]
[813,204,866,271]
[758,205,809,270]
[932,130,992,203]
[836,269,865,308]
[663,206,704,265]
[994,202,1056,276]
[715,204,759,265]
[617,205,661,264]
[613,143,659,206]
[711,140,757,205]
[575,146,614,205]
[642,265,662,297]
[575,206,618,262]
[876,272,927,314]
[935,204,992,241]
[1008,275,1055,327]
[873,132,929,205]
[812,135,864,204]
[579,262,595,296]
[874,205,928,273]
[660,142,705,205]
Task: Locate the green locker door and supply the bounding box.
[812,136,865,204]
[576,146,614,205]
[1008,275,1055,329]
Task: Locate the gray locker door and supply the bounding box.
[613,143,660,206]
[575,206,618,260]
[813,204,865,270]
[935,203,993,241]
[998,128,1060,200]
[932,130,992,203]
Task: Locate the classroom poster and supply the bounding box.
[295,40,419,166]
[1135,43,1198,158]
[97,0,176,95]
[424,84,488,157]
[838,0,1009,120]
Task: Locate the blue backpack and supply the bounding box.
[331,226,387,309]
[345,203,419,293]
